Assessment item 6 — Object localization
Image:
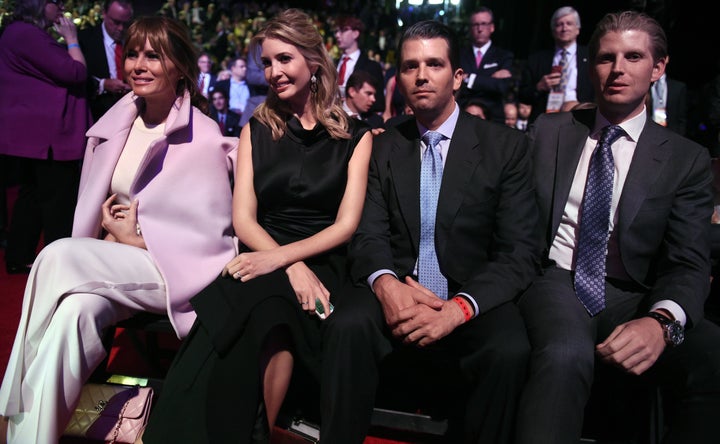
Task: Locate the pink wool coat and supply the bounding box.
[72,92,238,337]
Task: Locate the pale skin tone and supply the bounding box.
[102,39,181,249]
[221,36,372,429]
[536,12,581,93]
[374,37,471,347]
[589,29,668,376]
[346,81,384,135]
[47,3,86,67]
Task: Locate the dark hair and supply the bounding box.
[210,88,228,101]
[346,70,378,94]
[470,6,494,23]
[589,11,667,63]
[397,20,460,72]
[124,16,207,112]
[12,0,50,29]
[103,0,133,13]
[335,16,364,33]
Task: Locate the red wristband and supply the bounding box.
[452,297,472,323]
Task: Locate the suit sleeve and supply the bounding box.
[348,145,398,284]
[648,146,713,327]
[458,133,541,313]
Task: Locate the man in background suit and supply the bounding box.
[343,70,384,132]
[456,7,514,125]
[78,0,133,122]
[210,57,250,117]
[519,6,593,124]
[209,89,240,137]
[321,20,538,444]
[334,15,385,114]
[648,71,688,136]
[197,52,217,98]
[516,11,720,444]
[239,43,268,127]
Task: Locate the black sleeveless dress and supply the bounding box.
[143,116,370,443]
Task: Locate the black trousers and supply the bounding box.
[321,284,530,444]
[4,154,80,264]
[516,267,720,444]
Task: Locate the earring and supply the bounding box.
[310,74,318,94]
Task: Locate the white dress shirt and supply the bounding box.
[549,108,686,325]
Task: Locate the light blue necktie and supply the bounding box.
[574,125,625,316]
[419,131,448,299]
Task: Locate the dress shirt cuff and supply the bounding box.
[98,77,106,95]
[455,292,479,318]
[650,300,687,327]
[368,269,398,292]
[466,73,477,89]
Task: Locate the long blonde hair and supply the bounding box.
[251,9,349,140]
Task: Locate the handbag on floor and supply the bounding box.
[63,383,154,444]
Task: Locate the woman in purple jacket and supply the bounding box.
[0,0,91,274]
[0,16,237,444]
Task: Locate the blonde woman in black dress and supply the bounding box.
[142,9,372,443]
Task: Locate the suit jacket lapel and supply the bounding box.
[551,113,591,238]
[617,122,671,229]
[437,113,479,239]
[389,127,422,249]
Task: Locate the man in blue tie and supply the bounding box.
[321,20,539,444]
[516,11,720,444]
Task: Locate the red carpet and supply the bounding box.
[1,186,25,377]
[0,253,25,376]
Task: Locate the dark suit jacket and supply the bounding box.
[210,109,241,137]
[457,44,515,125]
[519,45,594,123]
[530,109,713,325]
[349,111,539,313]
[78,24,123,122]
[341,52,386,114]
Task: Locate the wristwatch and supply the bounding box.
[644,311,684,347]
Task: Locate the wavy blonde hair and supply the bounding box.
[251,9,349,140]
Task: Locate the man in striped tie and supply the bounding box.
[517,11,720,444]
[78,0,134,121]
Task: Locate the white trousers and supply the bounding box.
[0,237,167,444]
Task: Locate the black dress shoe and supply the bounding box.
[5,262,32,274]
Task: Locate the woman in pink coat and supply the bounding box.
[0,16,237,444]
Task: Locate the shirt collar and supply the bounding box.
[593,106,647,143]
[417,102,460,142]
[556,41,577,57]
[344,49,361,61]
[101,22,116,46]
[474,41,492,55]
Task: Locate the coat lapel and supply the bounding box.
[436,114,480,239]
[389,127,421,249]
[617,122,671,230]
[550,111,593,238]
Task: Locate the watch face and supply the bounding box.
[667,322,685,346]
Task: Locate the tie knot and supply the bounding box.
[600,125,625,146]
[422,131,443,149]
